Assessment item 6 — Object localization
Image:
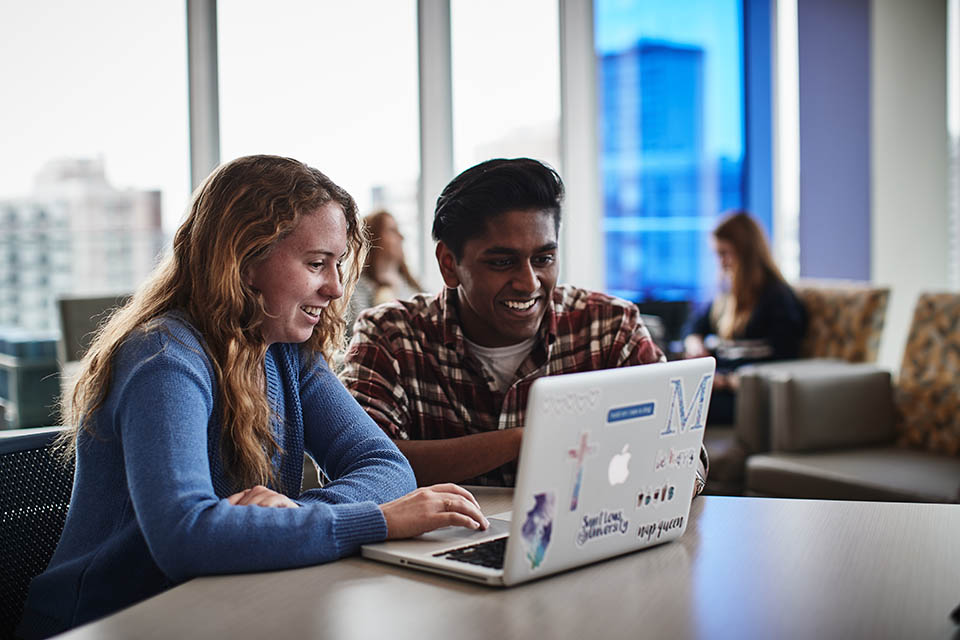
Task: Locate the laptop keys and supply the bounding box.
[434,537,508,570]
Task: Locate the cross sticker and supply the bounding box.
[567,431,597,511]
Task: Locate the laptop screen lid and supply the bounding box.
[501,357,714,585]
[360,357,714,587]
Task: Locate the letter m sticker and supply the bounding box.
[661,374,712,436]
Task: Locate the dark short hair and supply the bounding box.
[431,158,564,260]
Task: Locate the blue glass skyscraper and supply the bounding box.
[596,0,747,306]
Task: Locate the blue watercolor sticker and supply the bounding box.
[521,492,556,570]
[607,402,655,424]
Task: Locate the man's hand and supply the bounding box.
[380,484,489,539]
[227,485,300,509]
[393,428,523,486]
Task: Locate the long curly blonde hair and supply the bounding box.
[60,155,366,489]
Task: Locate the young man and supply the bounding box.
[340,158,708,491]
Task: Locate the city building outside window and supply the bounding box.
[0,2,186,335]
[595,0,755,305]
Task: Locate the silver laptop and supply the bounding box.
[361,357,715,586]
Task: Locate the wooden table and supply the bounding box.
[59,491,960,639]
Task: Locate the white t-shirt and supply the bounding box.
[463,335,537,393]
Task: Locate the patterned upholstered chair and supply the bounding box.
[793,280,890,362]
[744,292,960,502]
[893,293,960,456]
[703,280,890,495]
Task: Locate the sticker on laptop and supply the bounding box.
[521,492,556,570]
[566,431,597,511]
[606,401,655,424]
[636,484,676,508]
[575,508,630,546]
[660,374,712,437]
[637,516,685,542]
[654,447,698,471]
[541,388,602,416]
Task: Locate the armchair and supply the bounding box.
[745,292,960,502]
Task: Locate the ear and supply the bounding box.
[435,242,461,288]
[241,262,257,289]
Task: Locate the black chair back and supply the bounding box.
[0,429,73,639]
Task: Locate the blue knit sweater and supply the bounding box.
[19,315,416,638]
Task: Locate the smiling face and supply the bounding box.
[437,209,558,347]
[244,202,347,345]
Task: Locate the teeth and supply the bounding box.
[301,305,322,317]
[504,299,536,311]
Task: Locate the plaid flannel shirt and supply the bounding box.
[340,284,708,490]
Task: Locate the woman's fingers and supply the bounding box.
[228,485,299,508]
[430,483,484,511]
[380,484,489,539]
[226,489,250,505]
[438,490,488,529]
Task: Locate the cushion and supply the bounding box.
[895,292,960,456]
[767,363,895,452]
[735,359,863,453]
[794,281,889,362]
[746,447,960,503]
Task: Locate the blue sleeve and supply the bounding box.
[112,335,390,582]
[296,354,416,505]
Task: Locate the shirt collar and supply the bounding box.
[440,287,467,350]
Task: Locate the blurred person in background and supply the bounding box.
[348,210,423,330]
[683,210,806,424]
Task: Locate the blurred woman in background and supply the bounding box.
[684,210,806,424]
[347,210,423,332]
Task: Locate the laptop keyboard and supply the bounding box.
[434,536,508,569]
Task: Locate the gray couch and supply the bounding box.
[736,360,960,502]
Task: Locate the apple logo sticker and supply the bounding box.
[607,444,631,486]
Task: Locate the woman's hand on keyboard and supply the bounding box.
[381,484,490,539]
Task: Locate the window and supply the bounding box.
[950,0,960,286]
[450,0,561,172]
[595,0,751,303]
[217,0,422,273]
[0,2,186,332]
